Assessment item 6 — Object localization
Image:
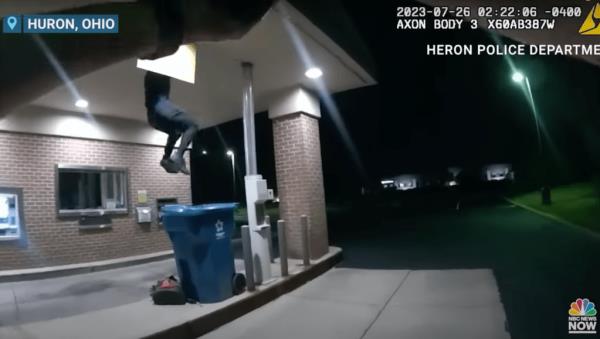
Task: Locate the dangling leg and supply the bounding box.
[160,132,181,173]
[170,125,197,175]
[154,97,198,175]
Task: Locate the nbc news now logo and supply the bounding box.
[568,298,597,335]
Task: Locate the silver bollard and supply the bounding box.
[241,225,255,292]
[265,215,274,263]
[277,220,288,277]
[300,215,310,266]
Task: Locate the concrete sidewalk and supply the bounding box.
[0,248,342,339]
[0,252,510,338]
[1,258,180,326]
[201,268,511,339]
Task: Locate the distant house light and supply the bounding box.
[446,180,458,187]
[483,164,514,182]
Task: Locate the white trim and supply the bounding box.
[0,105,171,146]
[0,250,174,280]
[268,86,321,119]
[0,236,20,241]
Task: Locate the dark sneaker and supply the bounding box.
[160,158,179,173]
[172,156,190,175]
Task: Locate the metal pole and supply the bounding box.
[231,153,236,201]
[265,215,274,263]
[241,225,255,291]
[300,215,310,266]
[242,62,257,175]
[277,220,288,277]
[525,76,549,197]
[525,77,542,155]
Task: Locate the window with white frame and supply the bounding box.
[56,165,128,216]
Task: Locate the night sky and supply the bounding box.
[192,0,600,202]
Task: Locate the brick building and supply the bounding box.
[0,110,191,270]
[0,1,375,269]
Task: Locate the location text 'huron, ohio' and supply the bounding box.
[22,14,119,33]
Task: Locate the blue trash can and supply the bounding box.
[162,203,243,303]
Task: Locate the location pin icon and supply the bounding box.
[7,16,17,30]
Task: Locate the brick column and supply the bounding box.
[270,87,328,259]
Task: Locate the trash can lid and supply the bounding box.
[161,203,237,216]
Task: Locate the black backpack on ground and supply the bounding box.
[150,275,187,305]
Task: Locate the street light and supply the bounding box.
[511,71,541,153]
[511,70,550,204]
[511,71,525,83]
[226,150,236,201]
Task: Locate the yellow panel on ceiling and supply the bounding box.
[136,44,197,84]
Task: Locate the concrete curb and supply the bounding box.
[0,238,248,283]
[142,249,343,339]
[0,251,174,283]
[505,198,600,240]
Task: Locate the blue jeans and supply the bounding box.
[148,96,198,159]
[148,96,197,135]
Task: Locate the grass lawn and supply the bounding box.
[511,182,600,233]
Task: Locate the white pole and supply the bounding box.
[231,153,236,200]
[241,61,272,284]
[242,62,257,175]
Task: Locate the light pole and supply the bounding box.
[512,71,551,204]
[512,71,542,154]
[226,150,236,201]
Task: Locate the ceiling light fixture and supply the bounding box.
[305,67,323,79]
[75,99,89,108]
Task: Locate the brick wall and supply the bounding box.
[0,131,191,270]
[272,113,328,259]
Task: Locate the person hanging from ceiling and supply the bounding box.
[144,71,197,174]
[142,0,197,174]
[141,0,278,174]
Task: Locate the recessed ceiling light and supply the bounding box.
[75,99,89,108]
[305,67,323,79]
